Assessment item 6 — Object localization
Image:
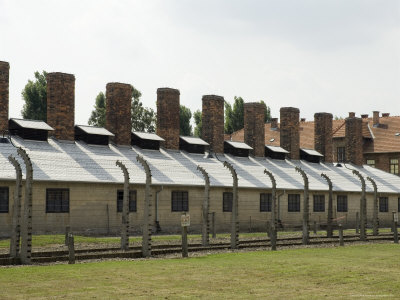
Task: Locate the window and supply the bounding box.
[171,191,188,212]
[0,187,9,213]
[313,195,325,212]
[366,159,375,168]
[117,190,137,212]
[337,147,346,162]
[390,159,399,175]
[260,193,272,212]
[223,192,233,212]
[337,195,347,212]
[379,197,389,212]
[288,194,300,212]
[46,189,69,213]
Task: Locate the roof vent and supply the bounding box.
[265,145,288,160]
[224,141,252,157]
[179,136,209,154]
[9,118,54,141]
[300,148,323,163]
[395,133,400,137]
[75,125,114,145]
[132,131,164,150]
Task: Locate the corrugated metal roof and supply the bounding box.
[10,118,54,131]
[76,125,114,136]
[0,137,399,194]
[132,131,165,141]
[225,141,253,150]
[300,148,323,157]
[266,145,289,154]
[180,136,209,146]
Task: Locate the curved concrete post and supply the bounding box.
[223,161,239,249]
[197,165,210,246]
[137,155,152,258]
[264,169,277,250]
[116,160,130,251]
[366,176,379,236]
[8,155,22,259]
[321,173,333,238]
[17,148,33,264]
[353,170,367,241]
[295,166,309,245]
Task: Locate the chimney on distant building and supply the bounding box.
[202,95,224,153]
[0,61,9,133]
[373,111,379,126]
[382,113,390,118]
[105,82,132,145]
[361,114,368,119]
[300,118,306,122]
[345,115,363,166]
[270,118,278,130]
[280,107,300,160]
[46,72,75,141]
[314,112,333,163]
[157,88,180,150]
[244,102,265,157]
[349,112,356,118]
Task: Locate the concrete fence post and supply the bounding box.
[137,155,153,258]
[211,212,216,238]
[68,233,75,264]
[8,155,22,259]
[367,177,379,236]
[352,170,367,241]
[339,224,344,246]
[18,148,33,265]
[197,165,210,246]
[116,161,130,251]
[223,161,239,249]
[182,225,188,258]
[65,226,71,246]
[394,221,398,244]
[321,173,333,238]
[296,166,309,245]
[356,212,360,234]
[264,169,277,251]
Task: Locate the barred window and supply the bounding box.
[390,159,399,175]
[46,189,69,213]
[337,195,348,212]
[379,197,389,212]
[171,191,188,212]
[260,193,272,212]
[223,192,233,212]
[288,194,300,212]
[337,147,346,162]
[0,187,9,213]
[117,190,137,212]
[313,195,325,212]
[366,159,375,168]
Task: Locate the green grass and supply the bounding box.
[0,244,399,299]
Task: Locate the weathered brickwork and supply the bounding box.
[314,112,333,163]
[280,107,300,160]
[46,72,75,141]
[345,117,363,165]
[157,88,180,150]
[364,152,400,174]
[244,102,265,157]
[0,61,9,132]
[105,83,132,145]
[202,95,225,153]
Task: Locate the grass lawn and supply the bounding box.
[0,244,399,299]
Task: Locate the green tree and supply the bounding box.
[88,92,106,127]
[180,105,192,136]
[21,71,47,121]
[193,109,202,137]
[260,100,272,123]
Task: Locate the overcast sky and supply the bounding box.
[0,0,399,125]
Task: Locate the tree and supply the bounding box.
[180,105,192,136]
[260,100,272,123]
[88,92,106,127]
[21,71,47,121]
[193,109,202,137]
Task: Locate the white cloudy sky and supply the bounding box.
[0,0,399,125]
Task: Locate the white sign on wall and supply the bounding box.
[181,213,190,227]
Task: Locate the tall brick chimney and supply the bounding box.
[270,118,278,130]
[202,95,224,153]
[157,88,180,150]
[345,116,363,165]
[244,102,265,157]
[314,112,333,163]
[280,107,300,160]
[105,83,132,145]
[373,111,380,125]
[46,72,75,141]
[0,61,9,133]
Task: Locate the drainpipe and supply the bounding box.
[155,186,163,232]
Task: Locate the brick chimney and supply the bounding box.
[280,107,300,160]
[361,114,369,119]
[270,118,278,130]
[202,95,224,153]
[349,112,356,118]
[244,102,265,157]
[105,83,132,145]
[157,88,180,150]
[345,116,363,165]
[0,61,9,133]
[382,113,390,118]
[46,72,75,141]
[373,111,379,126]
[314,112,333,163]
